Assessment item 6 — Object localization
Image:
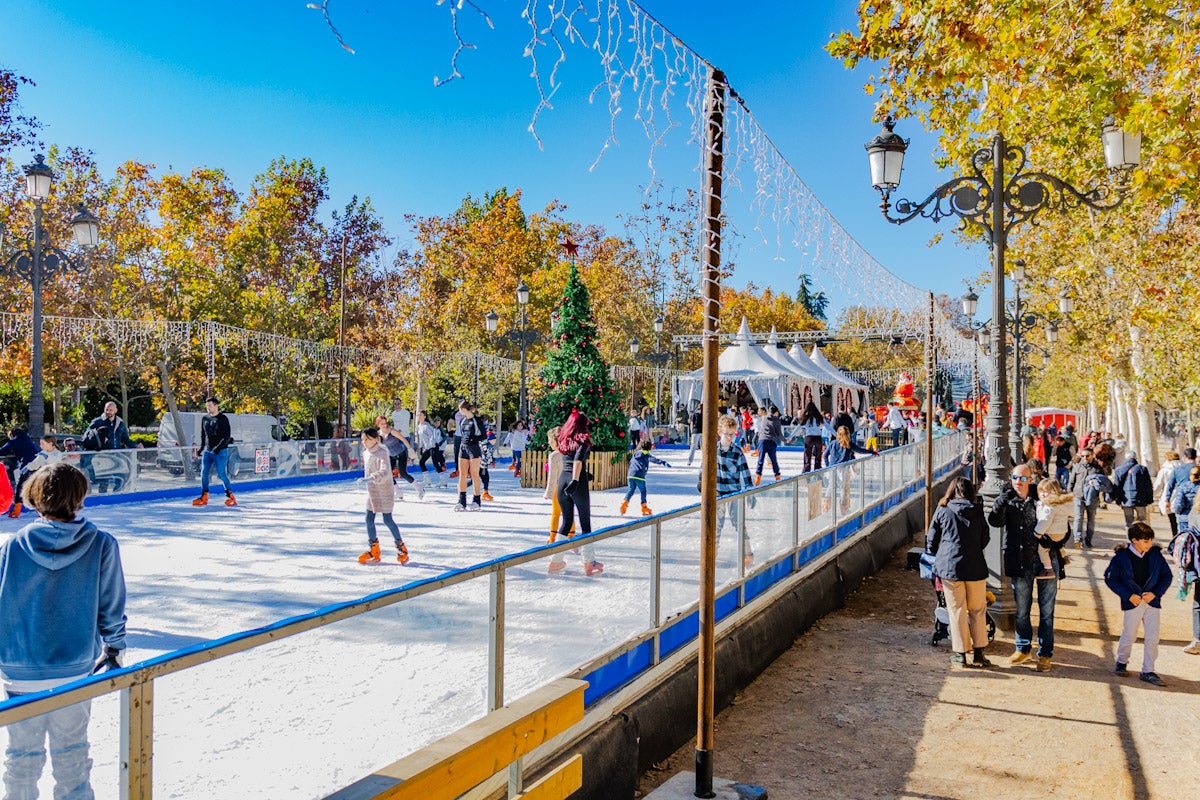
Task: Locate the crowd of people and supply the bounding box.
[926,413,1199,689]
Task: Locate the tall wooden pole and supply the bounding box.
[695,66,725,800]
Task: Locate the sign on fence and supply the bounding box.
[255,449,271,474]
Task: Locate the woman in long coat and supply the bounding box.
[357,426,410,565]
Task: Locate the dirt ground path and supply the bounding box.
[637,504,1199,800]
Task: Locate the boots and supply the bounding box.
[973,648,993,668]
[6,502,21,519]
[514,468,521,478]
[224,491,237,507]
[358,541,381,564]
[641,503,652,516]
[620,500,629,515]
[481,491,494,501]
[396,542,410,565]
[192,492,209,507]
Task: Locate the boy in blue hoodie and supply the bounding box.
[1104,521,1172,686]
[0,462,127,799]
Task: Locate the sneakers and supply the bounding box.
[396,543,410,565]
[641,503,652,516]
[1073,540,1082,550]
[547,561,566,574]
[453,503,467,512]
[1183,641,1200,655]
[6,502,21,519]
[754,474,762,486]
[1139,671,1166,686]
[192,492,209,507]
[620,500,629,515]
[357,542,381,564]
[224,491,237,507]
[584,561,605,576]
[1009,650,1033,665]
[481,491,494,501]
[1036,656,1052,672]
[1114,662,1129,677]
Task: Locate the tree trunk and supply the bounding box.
[1087,382,1099,436]
[159,358,194,480]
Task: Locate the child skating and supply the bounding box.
[1104,522,1172,685]
[508,420,529,477]
[621,439,672,516]
[479,424,496,502]
[715,414,755,569]
[356,427,410,565]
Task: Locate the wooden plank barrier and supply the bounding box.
[521,450,628,491]
[325,678,586,800]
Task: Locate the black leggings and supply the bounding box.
[803,436,824,473]
[390,450,415,484]
[557,471,591,539]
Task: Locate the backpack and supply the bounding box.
[80,426,104,451]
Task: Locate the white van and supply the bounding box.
[156,413,299,477]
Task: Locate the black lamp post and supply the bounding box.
[868,117,1138,623]
[964,265,1072,465]
[867,118,1137,499]
[485,280,539,420]
[635,315,673,423]
[0,155,101,435]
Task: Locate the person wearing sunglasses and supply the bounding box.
[989,463,1060,672]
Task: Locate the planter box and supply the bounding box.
[521,449,629,490]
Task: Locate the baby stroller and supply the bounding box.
[930,576,997,647]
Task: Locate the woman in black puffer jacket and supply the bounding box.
[926,477,992,668]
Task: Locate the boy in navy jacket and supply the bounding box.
[1104,522,1172,686]
[0,462,127,798]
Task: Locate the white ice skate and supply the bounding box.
[414,482,426,500]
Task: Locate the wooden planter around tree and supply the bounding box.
[521,449,629,490]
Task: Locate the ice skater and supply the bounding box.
[192,397,237,507]
[544,426,575,541]
[753,405,784,485]
[376,415,424,500]
[454,401,487,512]
[415,410,445,486]
[508,420,529,477]
[356,427,410,565]
[548,410,603,576]
[715,414,755,568]
[621,439,672,516]
[479,424,496,502]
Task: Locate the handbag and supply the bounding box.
[918,550,937,580]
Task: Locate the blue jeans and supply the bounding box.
[365,511,402,546]
[1056,466,1070,489]
[200,449,233,494]
[755,439,780,477]
[1012,567,1058,657]
[3,693,94,800]
[1072,498,1098,545]
[623,478,647,504]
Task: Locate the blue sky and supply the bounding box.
[0,0,989,311]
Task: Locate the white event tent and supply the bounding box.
[673,319,863,415]
[807,345,869,414]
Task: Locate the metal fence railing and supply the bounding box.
[0,432,966,800]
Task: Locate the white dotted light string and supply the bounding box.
[514,0,979,364]
[0,313,521,386]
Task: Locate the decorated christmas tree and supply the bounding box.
[529,248,626,451]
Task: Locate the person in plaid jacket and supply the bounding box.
[715,415,755,567]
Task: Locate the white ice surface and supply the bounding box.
[0,446,829,800]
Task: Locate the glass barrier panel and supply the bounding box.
[656,511,706,621]
[0,689,121,800]
[503,526,652,704]
[742,480,793,566]
[151,578,491,800]
[799,473,832,544]
[863,453,884,508]
[835,461,863,522]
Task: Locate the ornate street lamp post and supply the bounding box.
[485,283,538,421]
[1,155,101,435]
[632,315,672,424]
[867,117,1138,622]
